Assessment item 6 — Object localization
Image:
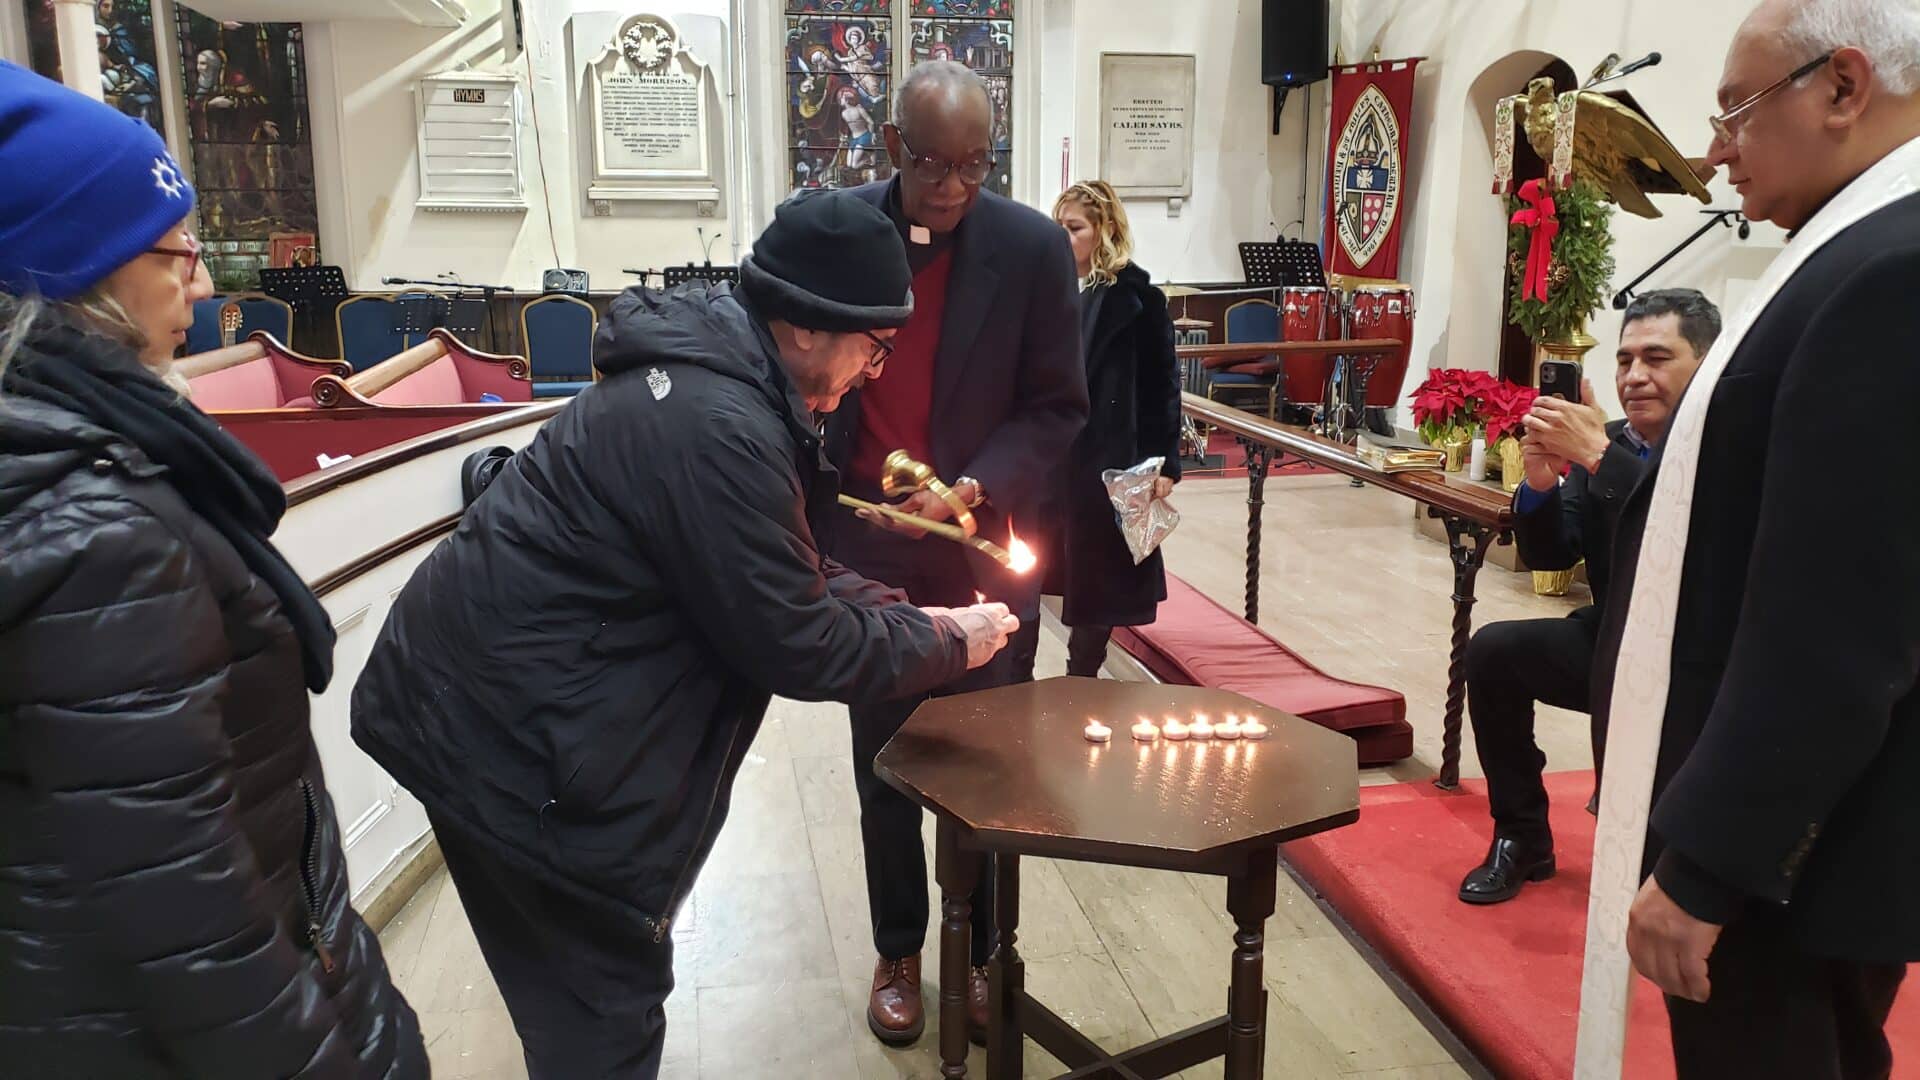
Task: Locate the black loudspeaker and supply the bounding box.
[1262,0,1330,87]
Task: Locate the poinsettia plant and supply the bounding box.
[1410,368,1498,445]
[1410,369,1538,449]
[1479,379,1538,447]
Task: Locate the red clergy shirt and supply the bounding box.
[849,248,954,490]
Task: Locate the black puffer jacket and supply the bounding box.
[351,283,967,937]
[0,384,426,1077]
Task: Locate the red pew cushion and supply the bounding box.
[189,357,284,409]
[1112,574,1413,765]
[372,354,465,406]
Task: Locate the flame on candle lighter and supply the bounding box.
[1006,519,1037,574]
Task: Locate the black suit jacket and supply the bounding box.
[1593,190,1920,961]
[820,180,1088,613]
[1512,419,1647,628]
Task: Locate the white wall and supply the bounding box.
[1035,0,1327,283]
[305,0,739,292]
[1338,0,1779,420]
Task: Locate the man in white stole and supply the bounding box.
[1576,1,1920,1077]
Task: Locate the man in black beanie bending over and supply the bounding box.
[351,190,1020,1080]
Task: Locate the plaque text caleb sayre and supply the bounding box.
[1099,53,1195,197]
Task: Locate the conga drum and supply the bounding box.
[1345,284,1415,409]
[1279,285,1334,417]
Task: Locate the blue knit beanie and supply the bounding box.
[0,60,196,300]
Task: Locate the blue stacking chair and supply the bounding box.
[1207,298,1280,419]
[334,295,407,372]
[520,295,599,398]
[185,293,294,353]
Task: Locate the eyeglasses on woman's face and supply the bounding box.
[147,231,203,285]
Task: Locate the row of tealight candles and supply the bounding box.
[1082,713,1268,744]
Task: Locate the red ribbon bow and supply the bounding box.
[1510,179,1559,303]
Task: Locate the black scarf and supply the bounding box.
[4,322,335,692]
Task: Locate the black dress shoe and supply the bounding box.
[1587,792,1600,816]
[1458,837,1556,905]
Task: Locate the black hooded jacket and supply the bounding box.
[0,337,425,1077]
[351,283,968,936]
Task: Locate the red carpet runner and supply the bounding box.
[1282,771,1918,1078]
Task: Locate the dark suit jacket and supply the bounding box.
[1593,190,1920,962]
[820,180,1088,614]
[1512,419,1647,629]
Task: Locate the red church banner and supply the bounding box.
[1324,58,1422,280]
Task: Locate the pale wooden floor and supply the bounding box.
[379,473,1591,1078]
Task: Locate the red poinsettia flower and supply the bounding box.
[1480,379,1539,445]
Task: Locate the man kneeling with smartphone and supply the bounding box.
[1458,289,1720,904]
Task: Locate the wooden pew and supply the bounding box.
[311,329,532,409]
[180,332,350,410]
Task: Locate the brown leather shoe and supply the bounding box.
[867,954,925,1046]
[967,965,990,1047]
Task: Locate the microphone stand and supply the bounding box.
[1612,210,1749,310]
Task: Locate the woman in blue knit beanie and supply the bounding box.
[0,62,429,1078]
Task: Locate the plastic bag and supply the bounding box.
[1101,456,1180,565]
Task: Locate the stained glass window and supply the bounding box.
[784,0,1013,196]
[26,0,169,135]
[174,10,318,292]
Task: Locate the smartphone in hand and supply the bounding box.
[1538,360,1581,402]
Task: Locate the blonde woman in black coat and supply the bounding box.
[0,63,425,1077]
[1041,180,1183,676]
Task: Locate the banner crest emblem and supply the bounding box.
[1333,83,1402,269]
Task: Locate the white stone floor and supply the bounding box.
[378,473,1591,1078]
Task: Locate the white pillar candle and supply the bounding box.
[1469,436,1488,481]
[1131,719,1160,742]
[1083,720,1112,743]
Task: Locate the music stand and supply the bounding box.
[1238,242,1285,286]
[259,265,349,353]
[1275,239,1328,289]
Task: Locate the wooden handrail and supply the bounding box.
[347,336,447,398]
[1180,392,1511,528]
[174,338,266,380]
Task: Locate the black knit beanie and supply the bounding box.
[739,189,914,332]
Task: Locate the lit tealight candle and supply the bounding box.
[1218,715,1243,741]
[1162,717,1189,741]
[1131,718,1160,742]
[1189,715,1215,740]
[1084,719,1112,743]
[1242,717,1269,741]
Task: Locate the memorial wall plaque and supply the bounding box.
[1098,53,1196,199]
[586,12,725,203]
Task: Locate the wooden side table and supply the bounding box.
[876,678,1361,1079]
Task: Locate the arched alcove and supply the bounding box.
[1442,51,1575,382]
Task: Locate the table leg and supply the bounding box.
[1238,438,1274,623]
[1434,511,1498,790]
[935,819,981,1080]
[987,854,1024,1078]
[1224,847,1279,1079]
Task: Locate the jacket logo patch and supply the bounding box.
[646,367,672,401]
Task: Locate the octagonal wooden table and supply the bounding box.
[875,677,1361,1079]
